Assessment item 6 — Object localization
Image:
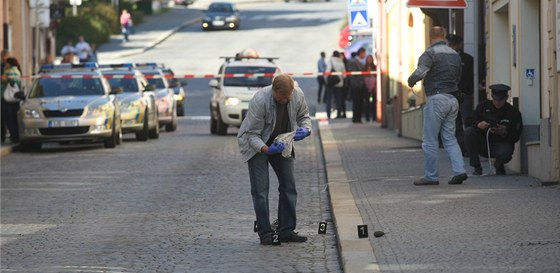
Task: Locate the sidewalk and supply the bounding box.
[320,118,560,272]
[97,7,203,60]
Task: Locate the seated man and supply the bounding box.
[464,84,523,175]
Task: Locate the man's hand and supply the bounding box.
[408,81,415,88]
[490,124,507,137]
[266,142,285,155]
[477,121,491,130]
[293,127,310,141]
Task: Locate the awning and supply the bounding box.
[407,0,467,9]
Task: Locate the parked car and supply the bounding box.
[100,63,160,140]
[209,53,281,135]
[160,67,187,116]
[344,37,374,59]
[174,0,195,6]
[201,2,240,31]
[135,63,178,132]
[18,63,122,151]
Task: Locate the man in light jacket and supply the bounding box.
[237,74,312,245]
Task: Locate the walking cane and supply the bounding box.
[485,128,494,175]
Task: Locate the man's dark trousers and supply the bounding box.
[464,126,514,167]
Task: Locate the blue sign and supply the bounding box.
[348,0,369,30]
[525,69,535,79]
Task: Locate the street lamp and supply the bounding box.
[69,0,82,16]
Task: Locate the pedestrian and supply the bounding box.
[447,34,474,154]
[1,57,22,143]
[237,73,312,245]
[407,26,468,186]
[120,9,132,42]
[324,51,346,119]
[75,35,92,63]
[347,47,366,123]
[88,43,98,63]
[1,49,10,142]
[363,54,376,122]
[464,84,523,175]
[316,51,327,103]
[60,40,76,63]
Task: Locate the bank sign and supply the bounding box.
[347,0,369,30]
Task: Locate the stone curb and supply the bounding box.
[318,120,381,273]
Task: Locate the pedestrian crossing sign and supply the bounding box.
[350,10,368,29]
[347,0,369,30]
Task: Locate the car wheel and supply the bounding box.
[136,111,149,141]
[149,115,160,139]
[217,110,228,136]
[210,114,218,134]
[177,105,184,116]
[165,105,178,132]
[104,116,119,148]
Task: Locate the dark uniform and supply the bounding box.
[464,84,523,175]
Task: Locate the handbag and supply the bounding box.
[326,62,341,87]
[3,83,22,103]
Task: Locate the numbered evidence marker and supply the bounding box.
[272,233,281,245]
[318,222,327,234]
[357,225,369,238]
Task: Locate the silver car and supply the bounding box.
[136,63,178,132]
[100,65,160,141]
[18,63,122,151]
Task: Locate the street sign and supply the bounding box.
[407,0,467,9]
[347,0,369,30]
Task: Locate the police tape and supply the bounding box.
[19,71,377,79]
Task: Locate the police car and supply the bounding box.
[209,53,281,135]
[18,63,122,150]
[100,63,159,141]
[135,63,178,132]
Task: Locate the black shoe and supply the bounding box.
[472,165,483,176]
[494,162,506,175]
[413,178,439,186]
[448,173,468,185]
[495,166,506,175]
[279,232,307,243]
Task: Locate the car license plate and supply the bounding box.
[48,120,79,127]
[213,20,225,26]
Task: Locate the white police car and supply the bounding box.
[18,63,122,150]
[209,54,281,135]
[100,63,160,141]
[135,63,178,132]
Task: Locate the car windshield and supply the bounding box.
[144,73,166,89]
[107,78,139,93]
[29,78,106,98]
[209,3,233,12]
[223,66,276,87]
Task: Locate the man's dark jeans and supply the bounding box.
[248,153,297,240]
[464,126,514,167]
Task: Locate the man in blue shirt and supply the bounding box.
[317,52,327,103]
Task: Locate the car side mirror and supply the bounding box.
[209,79,219,88]
[110,87,123,94]
[144,85,156,92]
[180,80,188,87]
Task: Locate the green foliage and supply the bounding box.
[55,16,110,55]
[81,3,120,33]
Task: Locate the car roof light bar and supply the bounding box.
[220,56,279,62]
[39,62,99,73]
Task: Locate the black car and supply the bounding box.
[201,2,240,31]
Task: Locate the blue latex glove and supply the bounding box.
[267,142,285,155]
[293,127,310,141]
